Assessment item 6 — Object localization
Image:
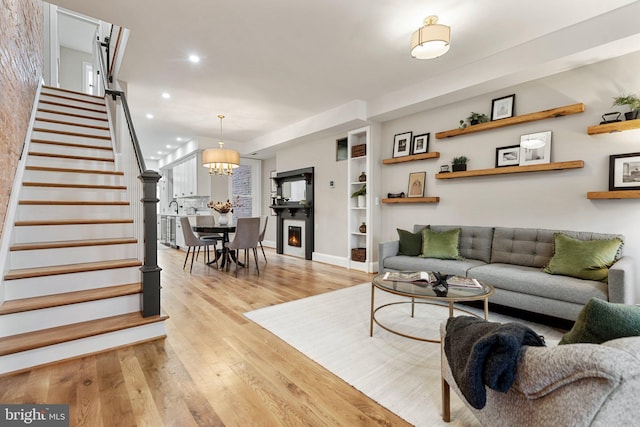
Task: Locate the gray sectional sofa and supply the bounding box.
[379,225,635,321]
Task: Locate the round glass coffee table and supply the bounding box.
[370,273,494,343]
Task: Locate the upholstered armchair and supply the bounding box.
[440,321,640,426]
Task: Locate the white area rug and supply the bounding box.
[244,283,564,427]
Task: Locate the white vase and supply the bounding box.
[218,213,229,225]
[357,195,366,208]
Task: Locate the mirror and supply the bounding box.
[282,180,306,202]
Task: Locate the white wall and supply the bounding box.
[59,46,91,92]
[379,51,640,299]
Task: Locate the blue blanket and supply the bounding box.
[444,316,546,409]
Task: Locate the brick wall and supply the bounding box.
[0,0,43,233]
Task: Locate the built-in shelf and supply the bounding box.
[587,119,640,135]
[435,103,585,139]
[435,160,584,179]
[587,190,640,199]
[381,197,440,204]
[382,152,440,165]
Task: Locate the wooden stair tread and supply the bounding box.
[4,258,142,280]
[38,100,107,115]
[40,91,106,107]
[32,128,111,140]
[28,152,114,162]
[25,166,123,175]
[14,218,133,226]
[38,108,108,122]
[0,283,142,315]
[35,117,110,131]
[0,311,168,356]
[31,138,113,151]
[11,237,137,251]
[19,200,129,206]
[42,85,104,100]
[23,182,126,190]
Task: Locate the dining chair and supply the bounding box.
[258,215,269,263]
[195,215,224,268]
[224,217,261,276]
[179,216,211,272]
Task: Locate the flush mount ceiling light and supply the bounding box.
[410,15,450,59]
[202,115,240,176]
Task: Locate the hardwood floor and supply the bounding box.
[0,245,412,426]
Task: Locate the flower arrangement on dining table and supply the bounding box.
[207,200,233,214]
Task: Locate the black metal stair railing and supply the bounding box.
[96,33,161,317]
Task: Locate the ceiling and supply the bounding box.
[50,0,640,163]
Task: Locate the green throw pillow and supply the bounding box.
[559,298,640,345]
[542,233,622,282]
[420,228,462,260]
[397,228,422,256]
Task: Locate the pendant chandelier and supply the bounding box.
[202,115,240,176]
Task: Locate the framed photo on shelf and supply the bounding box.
[519,131,551,166]
[393,131,413,158]
[609,152,640,191]
[495,145,520,167]
[491,94,515,120]
[407,171,426,198]
[411,133,430,154]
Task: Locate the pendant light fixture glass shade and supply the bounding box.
[410,15,450,59]
[202,115,240,176]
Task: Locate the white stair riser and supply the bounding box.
[12,222,134,243]
[40,90,104,104]
[0,322,166,375]
[26,156,115,171]
[36,110,109,128]
[33,121,110,138]
[20,186,127,202]
[31,130,112,147]
[38,102,107,119]
[29,142,114,160]
[0,294,142,337]
[23,170,123,186]
[10,243,138,269]
[4,266,141,300]
[39,95,106,112]
[16,205,130,221]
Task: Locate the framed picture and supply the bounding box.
[336,137,347,161]
[393,131,412,158]
[519,131,552,166]
[609,152,640,191]
[407,171,426,198]
[495,145,520,167]
[411,133,430,154]
[491,94,515,120]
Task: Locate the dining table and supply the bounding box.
[191,224,240,268]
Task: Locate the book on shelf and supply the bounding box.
[446,276,482,288]
[382,271,436,283]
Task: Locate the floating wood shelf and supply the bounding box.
[587,119,640,135]
[381,197,440,204]
[435,103,585,139]
[435,160,584,179]
[587,190,640,199]
[382,152,440,165]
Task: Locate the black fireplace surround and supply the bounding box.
[270,167,314,260]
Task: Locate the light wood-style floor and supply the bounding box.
[0,245,413,426]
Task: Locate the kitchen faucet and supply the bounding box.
[168,200,179,214]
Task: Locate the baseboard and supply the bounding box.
[312,252,349,268]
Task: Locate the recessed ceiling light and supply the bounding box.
[188,54,200,63]
[161,92,171,99]
[166,144,173,149]
[146,113,154,119]
[176,137,183,142]
[157,151,164,155]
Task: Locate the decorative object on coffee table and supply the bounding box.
[408,172,426,197]
[491,94,515,120]
[393,131,412,158]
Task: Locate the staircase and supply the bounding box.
[0,86,167,375]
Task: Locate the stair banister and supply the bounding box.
[96,36,161,317]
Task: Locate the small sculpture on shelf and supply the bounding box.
[359,172,367,182]
[359,222,367,233]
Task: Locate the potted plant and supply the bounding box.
[612,94,640,120]
[467,112,489,126]
[351,184,366,208]
[452,156,469,172]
